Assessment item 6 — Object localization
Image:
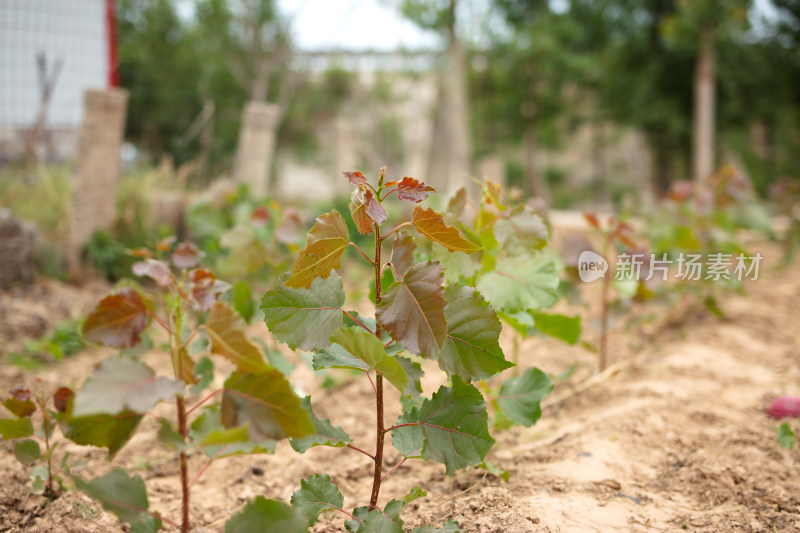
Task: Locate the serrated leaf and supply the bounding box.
[778,423,796,450]
[0,418,33,440]
[496,367,553,427]
[493,212,548,253]
[72,357,182,417]
[82,288,150,349]
[291,474,344,525]
[3,396,36,418]
[413,207,481,253]
[377,261,447,358]
[344,170,368,186]
[531,312,581,345]
[390,232,416,279]
[71,469,162,533]
[14,439,41,464]
[62,411,143,458]
[132,259,173,287]
[349,188,374,235]
[316,328,408,393]
[262,273,345,351]
[222,369,314,441]
[392,377,493,475]
[286,210,349,289]
[205,301,269,374]
[394,176,435,203]
[438,285,512,382]
[410,520,464,533]
[226,496,308,533]
[190,404,275,457]
[349,500,405,533]
[290,397,351,453]
[476,255,559,314]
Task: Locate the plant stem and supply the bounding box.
[176,395,190,533]
[38,395,53,496]
[369,223,385,509]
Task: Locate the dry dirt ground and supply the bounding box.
[0,245,798,533]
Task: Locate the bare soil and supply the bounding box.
[1,246,798,532]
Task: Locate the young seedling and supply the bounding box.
[0,382,74,496]
[67,240,314,533]
[258,169,555,532]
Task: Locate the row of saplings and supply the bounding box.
[3,169,611,532]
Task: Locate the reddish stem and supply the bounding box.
[342,310,375,335]
[369,222,386,509]
[349,242,376,265]
[185,389,223,417]
[347,443,376,460]
[176,395,190,533]
[380,449,420,483]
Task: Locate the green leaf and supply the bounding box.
[14,439,41,464]
[438,285,512,381]
[402,485,427,504]
[82,288,151,349]
[410,520,465,532]
[205,301,269,374]
[479,461,510,482]
[71,469,162,533]
[477,255,559,314]
[190,357,214,395]
[778,423,796,450]
[531,312,581,345]
[262,272,345,351]
[231,281,256,323]
[413,207,481,253]
[190,404,275,457]
[377,261,447,358]
[430,243,478,284]
[226,497,308,533]
[156,419,188,451]
[497,311,534,337]
[496,367,554,427]
[222,369,314,441]
[396,355,423,398]
[290,474,344,525]
[62,411,143,458]
[316,327,408,393]
[493,212,548,253]
[286,210,349,289]
[290,397,351,453]
[391,377,494,475]
[72,357,183,417]
[346,500,405,533]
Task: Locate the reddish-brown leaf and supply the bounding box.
[53,387,74,413]
[412,207,482,253]
[189,268,229,312]
[156,235,177,252]
[349,188,374,235]
[395,177,436,203]
[10,388,31,402]
[390,232,416,280]
[172,347,198,385]
[172,242,203,269]
[377,261,447,358]
[132,259,173,287]
[82,288,150,349]
[343,170,367,187]
[251,206,271,227]
[364,189,387,226]
[583,213,601,231]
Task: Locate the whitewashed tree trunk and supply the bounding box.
[692,24,716,182]
[234,101,281,197]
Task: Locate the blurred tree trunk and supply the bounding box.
[692,24,716,182]
[442,0,471,194]
[523,115,549,201]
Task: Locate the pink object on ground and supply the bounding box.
[765,396,800,419]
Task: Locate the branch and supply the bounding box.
[381,222,413,241]
[349,242,375,266]
[186,389,223,417]
[347,443,376,460]
[342,310,375,335]
[380,450,420,483]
